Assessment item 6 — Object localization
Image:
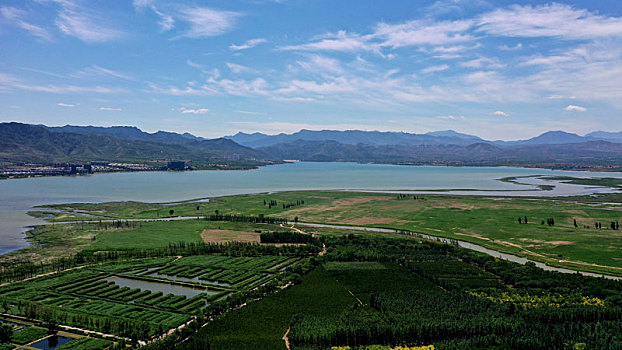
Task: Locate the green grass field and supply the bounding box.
[29,190,622,276]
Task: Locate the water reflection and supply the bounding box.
[106,276,217,297]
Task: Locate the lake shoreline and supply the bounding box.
[2,161,621,182]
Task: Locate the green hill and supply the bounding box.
[0,122,275,166]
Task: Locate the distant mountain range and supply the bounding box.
[46,125,206,144]
[258,139,622,169]
[225,129,622,148]
[2,123,622,171]
[0,123,269,166]
[226,129,486,148]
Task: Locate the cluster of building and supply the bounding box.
[1,161,187,178]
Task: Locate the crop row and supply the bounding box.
[41,295,189,328]
[50,274,211,314]
[172,255,289,271]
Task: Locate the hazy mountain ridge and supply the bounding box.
[258,139,622,169]
[46,125,206,144]
[226,129,487,148]
[0,123,270,165]
[44,124,620,147]
[227,129,618,148]
[4,123,622,170]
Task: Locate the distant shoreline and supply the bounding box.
[2,161,621,182]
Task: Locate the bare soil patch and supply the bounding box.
[334,196,390,206]
[200,229,260,243]
[454,232,491,241]
[545,241,574,246]
[519,238,545,243]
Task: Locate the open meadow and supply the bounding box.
[29,190,622,277]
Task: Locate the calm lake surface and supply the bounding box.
[1,162,621,254]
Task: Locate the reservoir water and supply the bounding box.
[1,162,621,254]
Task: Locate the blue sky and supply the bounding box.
[1,0,621,140]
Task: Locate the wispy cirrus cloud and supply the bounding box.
[73,65,133,81]
[226,63,251,74]
[437,115,466,121]
[53,1,125,42]
[0,7,52,40]
[421,64,449,74]
[477,3,622,40]
[134,2,240,38]
[0,72,124,94]
[230,38,267,51]
[99,107,122,111]
[494,111,509,117]
[57,102,75,107]
[176,7,242,38]
[280,31,374,52]
[296,55,343,75]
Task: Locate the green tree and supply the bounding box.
[0,324,13,343]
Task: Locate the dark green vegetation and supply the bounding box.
[0,122,274,169]
[179,235,622,349]
[10,326,47,344]
[55,337,112,350]
[178,267,354,350]
[0,251,306,344]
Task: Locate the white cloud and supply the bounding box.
[234,110,266,115]
[460,57,505,69]
[278,78,355,95]
[565,104,586,112]
[546,94,566,100]
[162,77,269,97]
[55,2,124,42]
[477,4,622,40]
[421,64,449,74]
[280,31,374,52]
[57,102,75,107]
[99,107,123,111]
[499,43,522,50]
[296,55,343,75]
[375,19,475,48]
[230,38,267,51]
[132,0,154,10]
[152,7,174,32]
[226,63,250,74]
[180,107,209,114]
[149,83,217,96]
[73,65,133,81]
[281,19,476,53]
[0,73,124,94]
[493,110,509,116]
[177,7,241,38]
[0,7,52,40]
[521,56,571,67]
[437,115,466,120]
